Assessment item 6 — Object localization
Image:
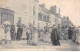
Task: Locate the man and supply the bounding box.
[17,26,23,40]
[10,25,15,41]
[68,27,73,40]
[72,27,76,43]
[51,25,60,46]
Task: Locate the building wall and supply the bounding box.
[38,6,52,28]
[61,17,70,28]
[50,5,57,15]
[49,14,55,26]
[0,8,14,25]
[0,0,38,27]
[38,5,57,29]
[57,18,61,26]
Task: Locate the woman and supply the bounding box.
[10,25,15,41]
[72,27,76,43]
[42,31,50,43]
[68,27,73,40]
[75,27,80,45]
[40,30,43,41]
[32,28,38,46]
[26,28,31,44]
[21,27,27,40]
[51,25,60,46]
[6,25,11,44]
[0,25,5,44]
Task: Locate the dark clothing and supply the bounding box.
[51,28,60,46]
[16,26,23,40]
[30,28,33,40]
[26,32,30,40]
[68,28,73,39]
[52,39,60,46]
[10,25,15,41]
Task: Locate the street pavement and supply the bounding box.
[0,40,80,51]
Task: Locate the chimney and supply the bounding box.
[50,5,57,15]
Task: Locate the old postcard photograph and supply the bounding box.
[0,0,80,51]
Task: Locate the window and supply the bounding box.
[8,15,14,24]
[33,6,36,15]
[0,8,14,25]
[38,13,42,20]
[1,14,7,24]
[43,16,46,21]
[1,13,14,24]
[46,16,49,22]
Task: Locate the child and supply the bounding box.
[32,28,38,46]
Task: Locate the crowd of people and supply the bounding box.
[0,22,80,46]
[51,25,80,46]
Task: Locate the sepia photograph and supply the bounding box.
[0,0,80,51]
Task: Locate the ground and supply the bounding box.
[0,40,80,51]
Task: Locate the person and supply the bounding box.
[44,32,51,43]
[68,27,73,40]
[39,29,43,41]
[10,25,15,41]
[65,28,68,40]
[15,25,18,40]
[21,26,27,40]
[26,28,31,44]
[17,26,23,40]
[57,25,61,40]
[6,25,11,44]
[51,25,60,46]
[16,26,20,40]
[72,27,76,43]
[64,28,68,40]
[32,27,38,46]
[0,25,5,44]
[20,26,23,39]
[75,27,80,45]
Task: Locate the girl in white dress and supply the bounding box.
[5,26,11,44]
[0,25,5,44]
[32,28,38,46]
[21,27,27,40]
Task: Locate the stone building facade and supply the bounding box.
[0,8,14,25]
[38,4,56,30]
[0,0,39,27]
[0,0,62,29]
[61,16,70,28]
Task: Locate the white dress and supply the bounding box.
[0,28,5,40]
[6,31,11,40]
[32,32,38,44]
[34,32,38,44]
[43,33,50,42]
[22,28,26,39]
[40,32,43,40]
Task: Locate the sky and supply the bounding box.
[39,0,80,26]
